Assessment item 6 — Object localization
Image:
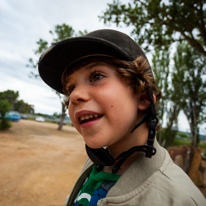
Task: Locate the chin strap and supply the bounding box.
[86,90,158,174]
[86,114,158,174]
[111,144,156,174]
[130,113,151,133]
[130,90,158,158]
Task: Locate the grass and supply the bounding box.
[172,138,206,147]
[199,142,206,157]
[199,142,206,147]
[25,117,73,126]
[45,120,57,124]
[27,117,35,121]
[172,138,191,146]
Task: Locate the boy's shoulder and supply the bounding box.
[72,143,206,206]
[150,156,205,205]
[80,158,94,175]
[105,142,206,205]
[158,153,206,205]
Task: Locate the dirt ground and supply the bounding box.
[0,120,87,206]
[0,120,205,206]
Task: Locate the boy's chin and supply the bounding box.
[85,142,106,149]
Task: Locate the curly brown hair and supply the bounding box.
[61,56,162,130]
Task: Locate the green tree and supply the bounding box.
[101,0,206,148]
[0,99,11,130]
[27,24,87,130]
[152,48,181,147]
[172,42,206,147]
[0,90,19,110]
[0,90,34,114]
[53,112,61,118]
[14,99,32,113]
[100,0,206,56]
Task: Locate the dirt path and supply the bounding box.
[0,120,87,206]
[0,120,205,206]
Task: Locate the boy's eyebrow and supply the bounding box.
[67,61,107,83]
[84,62,106,70]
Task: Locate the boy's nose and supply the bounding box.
[70,84,90,105]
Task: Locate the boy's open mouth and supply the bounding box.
[79,114,103,124]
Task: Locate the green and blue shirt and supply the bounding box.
[73,166,121,206]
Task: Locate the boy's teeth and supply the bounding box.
[80,116,85,121]
[80,114,100,122]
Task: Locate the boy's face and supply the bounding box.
[67,62,141,150]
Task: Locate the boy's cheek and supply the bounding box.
[70,118,81,134]
[68,107,82,133]
[70,117,78,128]
[68,106,74,122]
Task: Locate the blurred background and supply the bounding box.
[1,0,206,143]
[0,0,206,204]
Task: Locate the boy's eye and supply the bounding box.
[90,72,104,82]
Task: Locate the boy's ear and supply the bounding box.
[138,94,156,111]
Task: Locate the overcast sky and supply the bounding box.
[0,0,129,113]
[0,0,205,133]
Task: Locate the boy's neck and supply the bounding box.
[103,122,149,174]
[108,122,148,157]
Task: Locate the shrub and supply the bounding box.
[0,99,11,130]
[0,119,11,130]
[177,132,190,138]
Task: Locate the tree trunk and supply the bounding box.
[167,104,180,146]
[188,105,198,148]
[57,102,66,131]
[192,104,198,148]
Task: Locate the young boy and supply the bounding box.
[38,29,206,206]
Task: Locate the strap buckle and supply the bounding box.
[145,118,158,158]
